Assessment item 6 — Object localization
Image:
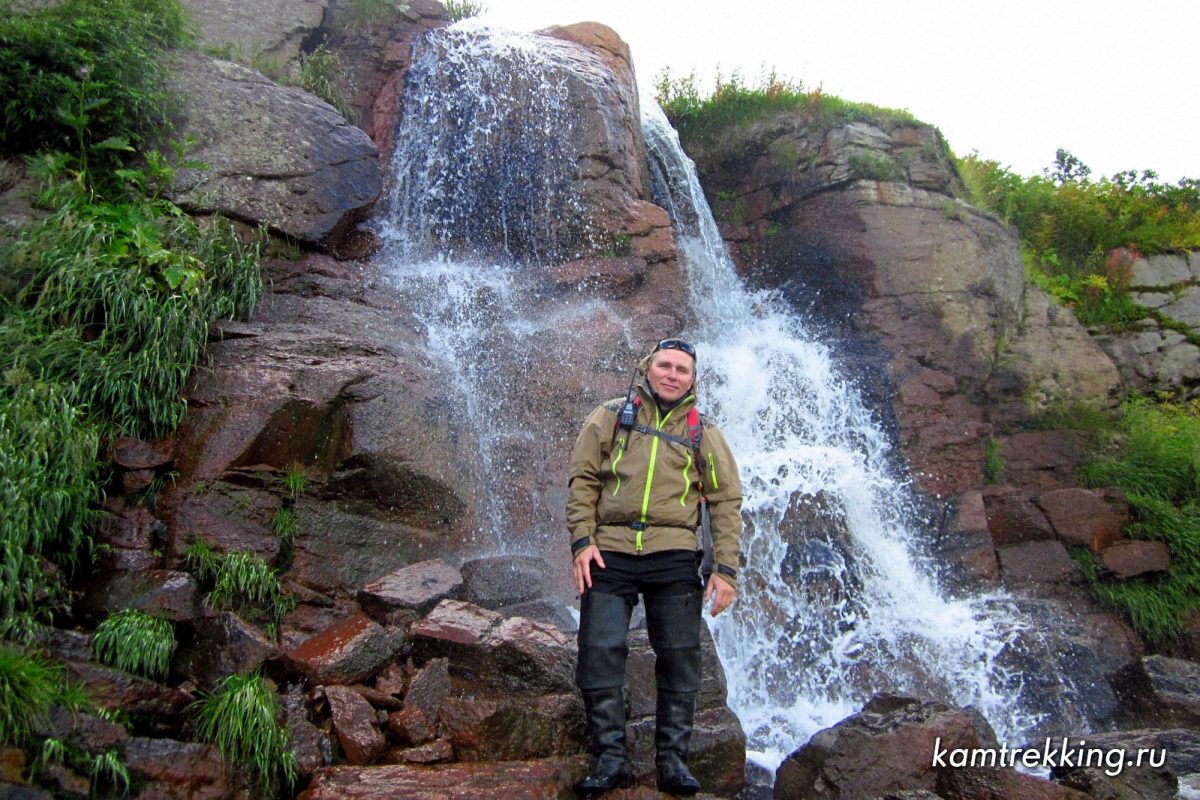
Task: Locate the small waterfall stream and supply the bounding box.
[373,20,1093,779]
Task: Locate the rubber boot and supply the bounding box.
[575,590,635,795]
[646,588,703,795]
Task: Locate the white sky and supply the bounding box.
[477,0,1200,183]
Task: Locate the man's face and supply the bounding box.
[646,348,695,404]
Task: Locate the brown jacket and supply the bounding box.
[566,380,743,585]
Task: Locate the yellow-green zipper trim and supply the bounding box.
[707,451,719,489]
[637,404,676,552]
[610,435,626,496]
[679,451,693,506]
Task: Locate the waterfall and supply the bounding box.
[374,20,1094,778]
[641,104,1076,768]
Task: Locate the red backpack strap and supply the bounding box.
[686,407,704,489]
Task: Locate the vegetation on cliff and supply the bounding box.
[1,0,277,791]
[960,150,1200,333]
[1074,399,1200,647]
[655,68,922,145]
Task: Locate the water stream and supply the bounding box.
[374,20,1092,778]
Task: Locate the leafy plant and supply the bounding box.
[183,538,222,583]
[91,609,175,680]
[848,150,901,182]
[192,672,297,796]
[89,748,131,795]
[184,540,295,624]
[273,506,297,544]
[0,0,192,179]
[444,0,485,21]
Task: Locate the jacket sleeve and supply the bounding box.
[702,424,743,587]
[566,403,614,556]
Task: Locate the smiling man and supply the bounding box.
[567,338,743,795]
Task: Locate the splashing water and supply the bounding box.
[642,104,1063,768]
[373,20,1095,774]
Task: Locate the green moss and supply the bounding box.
[983,437,1004,484]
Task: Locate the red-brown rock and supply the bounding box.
[1110,656,1200,727]
[549,256,647,299]
[175,612,280,689]
[110,435,175,469]
[297,758,588,800]
[438,694,585,761]
[996,540,1083,588]
[0,747,24,783]
[410,600,500,650]
[996,431,1086,490]
[391,738,454,764]
[166,484,281,563]
[80,569,200,623]
[283,684,329,780]
[937,765,1092,800]
[286,613,399,686]
[1099,539,1171,579]
[629,703,745,795]
[120,737,231,800]
[387,707,436,745]
[983,489,1055,547]
[357,560,464,625]
[484,616,576,693]
[64,662,193,722]
[774,695,997,799]
[402,658,449,721]
[326,685,387,765]
[1037,487,1129,551]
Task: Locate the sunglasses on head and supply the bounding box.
[656,339,696,357]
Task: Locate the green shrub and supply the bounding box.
[1076,398,1200,646]
[0,645,60,746]
[91,609,175,680]
[848,150,901,182]
[273,507,297,544]
[192,672,297,796]
[0,0,192,177]
[283,461,308,499]
[184,540,295,624]
[294,45,355,120]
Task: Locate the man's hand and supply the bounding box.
[573,544,606,595]
[704,573,735,617]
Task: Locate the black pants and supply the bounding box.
[576,549,704,691]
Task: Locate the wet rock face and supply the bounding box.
[166,51,383,248]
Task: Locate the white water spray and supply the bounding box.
[643,104,1054,768]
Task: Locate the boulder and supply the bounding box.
[286,613,399,685]
[629,703,746,795]
[166,51,382,248]
[402,658,450,722]
[357,560,464,625]
[180,0,327,67]
[282,683,330,780]
[936,766,1092,800]
[389,738,454,764]
[79,569,200,623]
[1036,487,1129,551]
[120,737,232,800]
[164,483,281,564]
[438,693,585,761]
[109,436,175,470]
[1110,656,1200,727]
[297,758,589,800]
[1132,253,1192,287]
[1098,539,1171,579]
[773,695,997,799]
[995,431,1086,490]
[460,556,551,610]
[174,612,281,689]
[34,707,128,754]
[983,489,1055,547]
[63,662,193,727]
[325,685,387,765]
[386,707,437,746]
[996,540,1083,590]
[409,600,577,694]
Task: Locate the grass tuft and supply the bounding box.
[0,645,60,747]
[91,609,175,680]
[192,672,297,796]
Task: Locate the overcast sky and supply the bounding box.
[477,0,1200,184]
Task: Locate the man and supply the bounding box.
[567,338,742,795]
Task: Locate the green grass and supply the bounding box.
[983,437,1004,484]
[656,67,920,146]
[192,672,297,796]
[91,609,176,680]
[1075,398,1200,646]
[294,44,355,121]
[444,0,485,21]
[341,0,406,29]
[0,645,59,746]
[283,461,308,500]
[273,506,297,545]
[184,540,296,624]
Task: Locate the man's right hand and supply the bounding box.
[573,544,606,595]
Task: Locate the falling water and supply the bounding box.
[642,104,1075,768]
[375,20,1095,776]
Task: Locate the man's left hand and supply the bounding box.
[704,573,735,617]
